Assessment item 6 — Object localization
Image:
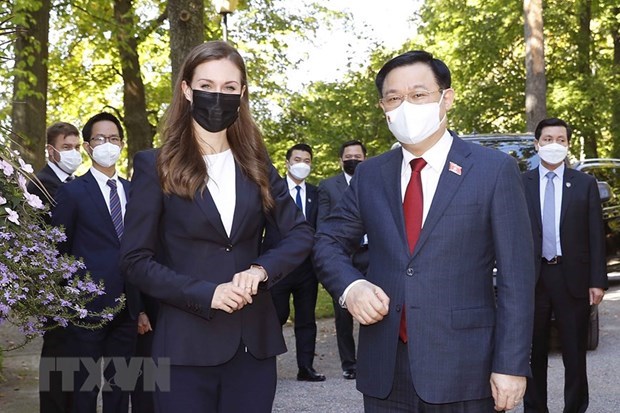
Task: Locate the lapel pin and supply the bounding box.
[566,182,571,188]
[448,162,462,176]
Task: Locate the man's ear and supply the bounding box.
[442,88,455,111]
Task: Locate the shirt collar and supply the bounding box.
[90,166,119,186]
[286,175,305,191]
[401,130,453,174]
[343,172,353,185]
[539,162,565,181]
[47,161,71,182]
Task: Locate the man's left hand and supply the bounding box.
[589,287,604,305]
[490,373,526,411]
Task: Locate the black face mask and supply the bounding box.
[342,159,362,175]
[191,90,241,132]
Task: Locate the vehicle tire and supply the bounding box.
[587,304,599,351]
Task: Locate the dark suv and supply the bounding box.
[462,133,618,350]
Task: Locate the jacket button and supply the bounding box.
[406,268,414,277]
[225,244,233,252]
[395,304,401,312]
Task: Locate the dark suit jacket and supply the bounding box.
[318,173,368,273]
[522,167,608,296]
[52,170,141,319]
[263,179,318,275]
[27,164,63,219]
[120,150,314,366]
[313,135,535,403]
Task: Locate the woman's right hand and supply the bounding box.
[211,282,253,313]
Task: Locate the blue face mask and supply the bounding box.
[191,90,241,132]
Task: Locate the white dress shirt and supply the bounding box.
[400,130,453,226]
[539,163,564,256]
[89,166,127,217]
[48,161,72,183]
[287,175,306,217]
[204,149,236,237]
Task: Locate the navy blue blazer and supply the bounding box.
[313,135,535,403]
[120,150,314,366]
[522,167,608,296]
[52,170,141,319]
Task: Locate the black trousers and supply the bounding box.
[154,343,276,413]
[270,267,319,369]
[364,341,496,412]
[39,327,73,413]
[524,263,590,413]
[332,299,356,371]
[130,329,155,413]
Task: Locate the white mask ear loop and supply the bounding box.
[437,90,447,125]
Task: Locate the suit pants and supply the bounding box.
[270,267,319,369]
[130,329,155,413]
[332,299,356,371]
[364,340,496,412]
[68,308,137,413]
[154,343,276,413]
[39,326,73,413]
[524,263,590,413]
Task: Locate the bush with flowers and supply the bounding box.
[0,138,122,352]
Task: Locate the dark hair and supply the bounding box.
[338,140,367,158]
[46,122,80,146]
[375,50,451,98]
[535,118,572,142]
[82,112,124,142]
[286,143,313,160]
[158,41,274,211]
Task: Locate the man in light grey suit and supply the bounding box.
[313,50,535,412]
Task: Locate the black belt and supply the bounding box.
[542,256,562,265]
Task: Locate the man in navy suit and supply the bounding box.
[52,112,141,413]
[29,122,82,413]
[264,143,325,382]
[313,50,535,412]
[317,140,368,380]
[522,118,607,413]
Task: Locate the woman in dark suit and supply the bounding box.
[120,41,313,413]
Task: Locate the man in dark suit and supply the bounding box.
[317,140,368,380]
[313,50,535,412]
[264,143,325,382]
[29,122,82,413]
[523,118,607,413]
[52,112,141,413]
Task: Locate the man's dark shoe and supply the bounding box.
[297,366,326,382]
[342,369,356,380]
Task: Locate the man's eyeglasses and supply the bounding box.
[90,134,122,146]
[380,89,443,110]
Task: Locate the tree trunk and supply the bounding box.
[576,0,598,158]
[611,7,620,158]
[11,0,51,170]
[523,0,547,132]
[113,0,154,176]
[168,0,205,89]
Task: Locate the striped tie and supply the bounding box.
[107,179,124,239]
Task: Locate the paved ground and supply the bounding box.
[2,276,619,412]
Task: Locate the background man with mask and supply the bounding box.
[28,122,82,413]
[263,143,325,382]
[522,117,607,413]
[52,112,142,413]
[314,50,535,412]
[317,139,368,380]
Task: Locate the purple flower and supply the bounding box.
[0,195,6,205]
[18,158,34,174]
[0,160,14,176]
[5,207,20,225]
[24,192,44,210]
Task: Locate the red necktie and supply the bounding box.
[400,158,427,343]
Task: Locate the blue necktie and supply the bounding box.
[542,171,556,260]
[295,185,304,215]
[107,179,124,239]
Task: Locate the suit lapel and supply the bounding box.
[412,137,473,257]
[83,171,118,241]
[306,184,317,225]
[229,163,254,242]
[195,185,230,242]
[380,150,409,251]
[525,168,542,231]
[560,168,575,225]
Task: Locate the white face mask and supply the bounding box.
[385,91,446,145]
[51,147,82,174]
[289,162,311,180]
[537,143,568,165]
[91,142,121,168]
